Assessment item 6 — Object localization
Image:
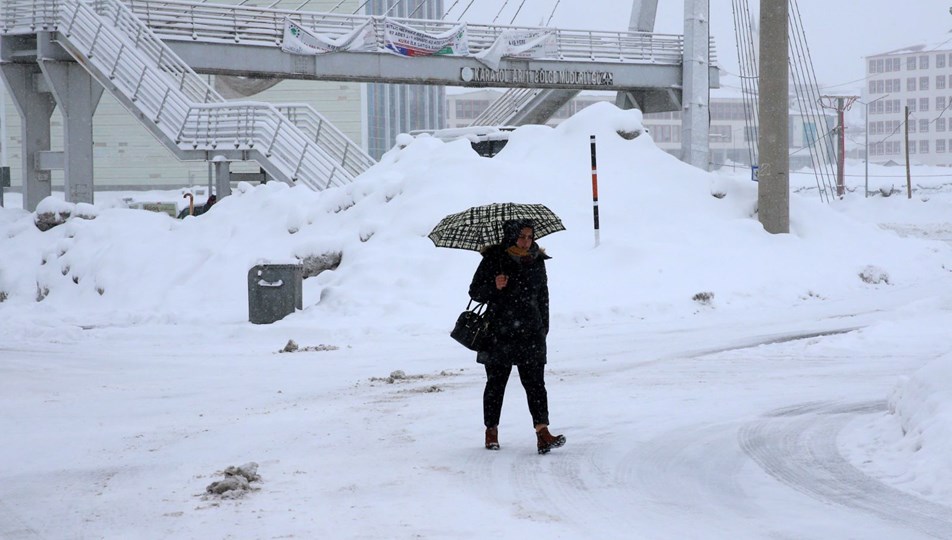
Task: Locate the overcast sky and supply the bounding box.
[456,0,952,94]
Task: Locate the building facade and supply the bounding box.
[865,44,952,166]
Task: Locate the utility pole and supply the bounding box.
[860,95,888,198]
[757,0,789,234]
[820,95,858,198]
[905,106,912,198]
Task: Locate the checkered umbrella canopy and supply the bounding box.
[428,203,566,251]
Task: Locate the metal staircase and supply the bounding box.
[2,0,374,192]
[469,88,580,127]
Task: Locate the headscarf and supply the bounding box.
[502,219,535,247]
[502,219,539,264]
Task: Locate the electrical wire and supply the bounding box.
[455,0,476,21]
[545,0,561,26]
[408,0,427,18]
[352,0,373,15]
[509,0,527,25]
[730,0,758,168]
[441,0,461,20]
[492,0,510,24]
[789,1,831,197]
[383,0,403,16]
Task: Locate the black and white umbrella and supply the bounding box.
[428,202,565,252]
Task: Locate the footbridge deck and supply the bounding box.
[124,0,720,92]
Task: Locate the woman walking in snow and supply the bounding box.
[468,219,565,454]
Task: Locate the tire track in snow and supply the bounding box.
[616,422,754,518]
[740,400,952,539]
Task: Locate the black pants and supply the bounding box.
[483,361,549,428]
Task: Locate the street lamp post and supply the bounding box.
[862,94,889,198]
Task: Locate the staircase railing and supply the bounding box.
[276,104,376,179]
[469,88,542,127]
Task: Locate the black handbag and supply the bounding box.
[450,299,490,351]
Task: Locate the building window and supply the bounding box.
[709,124,732,142]
[920,55,930,69]
[454,100,487,119]
[938,139,947,153]
[868,59,877,73]
[893,58,902,71]
[649,125,680,143]
[907,98,917,112]
[909,120,917,133]
[921,140,930,154]
[938,76,947,90]
[939,54,947,69]
[920,76,929,91]
[920,119,930,133]
[909,141,917,154]
[908,56,917,70]
[939,117,947,132]
[920,97,930,111]
[907,77,917,91]
[938,96,947,111]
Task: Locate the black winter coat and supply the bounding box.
[468,244,550,366]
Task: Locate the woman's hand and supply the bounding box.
[495,274,509,290]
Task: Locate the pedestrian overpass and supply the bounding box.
[0,0,719,210]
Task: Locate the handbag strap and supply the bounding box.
[466,298,486,315]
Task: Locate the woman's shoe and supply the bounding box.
[536,426,565,455]
[485,426,500,450]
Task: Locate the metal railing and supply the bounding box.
[117,0,716,65]
[1,0,374,190]
[470,88,542,127]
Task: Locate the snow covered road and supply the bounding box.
[3,304,951,539]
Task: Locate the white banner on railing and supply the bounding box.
[474,30,558,70]
[383,19,468,57]
[281,18,376,55]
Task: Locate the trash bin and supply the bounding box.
[248,263,303,324]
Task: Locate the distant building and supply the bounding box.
[865,41,952,166]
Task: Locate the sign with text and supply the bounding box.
[383,20,469,57]
[281,18,375,55]
[461,67,615,87]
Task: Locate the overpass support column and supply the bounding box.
[213,157,231,198]
[38,34,104,205]
[681,0,710,171]
[0,63,55,211]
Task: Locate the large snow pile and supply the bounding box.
[0,103,950,336]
